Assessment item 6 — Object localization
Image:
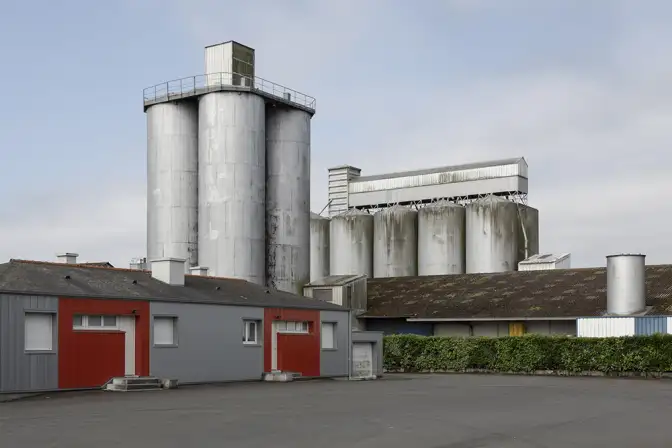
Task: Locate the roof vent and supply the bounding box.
[150,258,186,286]
[606,254,646,315]
[189,266,209,276]
[56,253,79,264]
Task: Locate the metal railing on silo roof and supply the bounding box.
[142,72,316,113]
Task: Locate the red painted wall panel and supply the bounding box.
[59,331,126,389]
[58,298,150,389]
[263,308,321,377]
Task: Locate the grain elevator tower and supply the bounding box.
[144,41,315,295]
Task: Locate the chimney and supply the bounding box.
[56,253,79,264]
[189,266,209,276]
[151,258,186,286]
[606,254,646,315]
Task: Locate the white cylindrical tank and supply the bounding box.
[265,107,312,294]
[418,201,465,275]
[373,206,418,278]
[606,254,646,315]
[146,101,199,271]
[466,195,518,273]
[198,92,266,284]
[310,213,330,282]
[329,209,374,277]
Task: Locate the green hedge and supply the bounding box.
[383,334,672,374]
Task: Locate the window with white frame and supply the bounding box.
[276,321,309,334]
[153,316,177,346]
[321,322,336,349]
[243,320,260,345]
[25,313,54,352]
[73,315,117,329]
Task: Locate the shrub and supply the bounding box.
[383,334,672,374]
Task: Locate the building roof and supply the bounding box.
[78,262,115,268]
[0,260,345,311]
[518,253,570,265]
[363,266,672,320]
[306,274,365,287]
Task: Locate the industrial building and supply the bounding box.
[0,256,383,395]
[310,157,540,282]
[304,254,672,337]
[144,41,314,295]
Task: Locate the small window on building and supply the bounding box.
[73,315,83,327]
[243,320,259,345]
[88,315,102,327]
[74,315,118,330]
[321,322,336,349]
[313,288,332,302]
[25,313,54,352]
[102,316,117,327]
[154,316,177,346]
[275,321,309,334]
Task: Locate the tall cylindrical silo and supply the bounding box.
[265,106,311,294]
[418,201,465,275]
[373,206,418,278]
[606,254,646,315]
[146,101,199,271]
[466,195,519,274]
[310,213,330,282]
[198,92,266,283]
[330,209,374,277]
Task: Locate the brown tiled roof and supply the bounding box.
[79,262,114,268]
[363,266,672,319]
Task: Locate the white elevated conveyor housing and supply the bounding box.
[328,157,527,217]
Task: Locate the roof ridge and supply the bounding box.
[9,259,149,274]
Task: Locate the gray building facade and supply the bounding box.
[0,294,59,393]
[319,310,350,377]
[149,302,266,383]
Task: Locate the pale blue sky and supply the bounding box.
[1,0,670,269]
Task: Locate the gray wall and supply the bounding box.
[435,320,577,337]
[319,310,350,377]
[0,294,59,393]
[352,331,384,377]
[149,302,264,383]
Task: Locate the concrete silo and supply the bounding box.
[418,201,465,275]
[146,101,199,271]
[373,206,418,278]
[310,213,330,282]
[265,106,311,294]
[330,209,374,277]
[466,195,518,273]
[198,91,266,283]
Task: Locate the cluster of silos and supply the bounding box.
[315,195,539,279]
[146,42,313,295]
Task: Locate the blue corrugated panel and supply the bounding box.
[366,319,434,336]
[634,316,667,335]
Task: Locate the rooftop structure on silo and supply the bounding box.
[327,157,527,217]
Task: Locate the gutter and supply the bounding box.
[406,317,581,322]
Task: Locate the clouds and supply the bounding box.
[1,0,670,269]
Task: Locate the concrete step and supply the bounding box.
[106,376,164,392]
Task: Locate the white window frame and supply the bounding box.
[153,316,178,347]
[321,322,337,350]
[25,312,55,352]
[243,320,260,345]
[73,315,118,330]
[275,321,310,334]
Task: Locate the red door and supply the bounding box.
[277,333,320,377]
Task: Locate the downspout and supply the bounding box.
[516,203,529,261]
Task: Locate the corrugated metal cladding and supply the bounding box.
[578,316,672,337]
[349,159,527,194]
[634,316,668,335]
[0,295,59,393]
